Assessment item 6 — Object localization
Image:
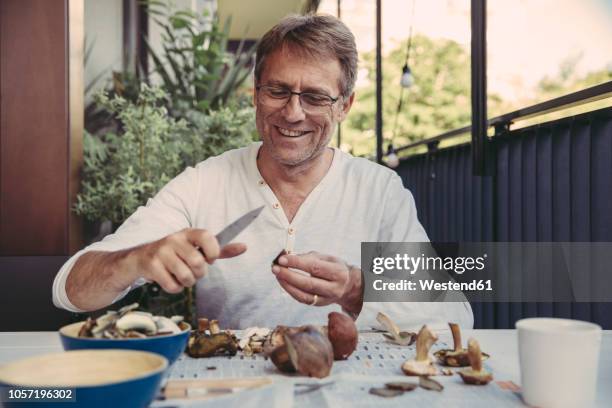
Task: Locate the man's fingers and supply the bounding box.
[163,255,197,287]
[152,267,184,294]
[273,265,335,298]
[278,253,339,279]
[220,242,247,259]
[175,245,207,279]
[184,229,220,262]
[277,278,330,306]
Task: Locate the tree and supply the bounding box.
[345,35,473,156]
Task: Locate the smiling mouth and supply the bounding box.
[276,126,311,138]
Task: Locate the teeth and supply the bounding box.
[277,127,308,137]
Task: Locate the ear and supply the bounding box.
[252,81,257,107]
[335,92,355,122]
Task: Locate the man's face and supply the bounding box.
[255,47,353,167]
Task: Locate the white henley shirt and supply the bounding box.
[53,142,473,330]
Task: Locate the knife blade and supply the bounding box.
[214,205,265,247]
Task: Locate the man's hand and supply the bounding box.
[66,228,247,312]
[271,251,363,317]
[126,228,247,293]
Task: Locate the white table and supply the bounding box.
[1,330,610,407]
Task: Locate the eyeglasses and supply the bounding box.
[256,85,340,115]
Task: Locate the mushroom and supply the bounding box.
[434,322,468,366]
[434,323,489,367]
[458,338,493,385]
[327,312,358,360]
[376,312,416,346]
[284,325,334,378]
[272,249,288,266]
[186,318,238,358]
[401,325,438,376]
[239,327,270,356]
[154,316,182,335]
[115,312,157,335]
[264,326,297,372]
[266,325,335,377]
[209,320,220,334]
[90,311,120,338]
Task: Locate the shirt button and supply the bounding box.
[288,228,295,235]
[273,203,280,209]
[258,180,265,186]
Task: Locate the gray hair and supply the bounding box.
[254,14,358,97]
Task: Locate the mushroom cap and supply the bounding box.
[285,325,334,378]
[401,359,438,376]
[458,368,493,385]
[327,312,358,360]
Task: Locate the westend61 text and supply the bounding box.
[373,279,493,292]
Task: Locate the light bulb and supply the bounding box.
[386,151,399,168]
[400,64,413,88]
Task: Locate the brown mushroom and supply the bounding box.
[401,325,438,376]
[327,312,358,360]
[186,318,238,358]
[434,323,489,367]
[376,312,416,346]
[264,326,298,373]
[265,325,334,378]
[458,338,493,385]
[272,249,288,266]
[284,325,334,378]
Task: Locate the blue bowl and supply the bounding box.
[0,349,167,408]
[59,321,190,365]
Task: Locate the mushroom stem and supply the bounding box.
[415,325,438,361]
[467,338,483,371]
[198,318,209,332]
[209,320,220,335]
[449,322,462,352]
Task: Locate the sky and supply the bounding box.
[319,0,612,101]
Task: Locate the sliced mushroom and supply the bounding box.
[434,323,489,367]
[115,312,157,335]
[458,338,493,385]
[91,312,119,338]
[170,315,184,324]
[154,316,182,335]
[78,317,96,338]
[238,327,271,350]
[401,325,438,376]
[376,312,416,346]
[118,302,139,316]
[418,376,444,391]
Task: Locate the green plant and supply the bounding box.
[75,84,256,321]
[75,84,189,225]
[145,0,257,115]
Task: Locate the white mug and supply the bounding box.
[516,318,602,408]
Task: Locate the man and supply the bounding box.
[53,14,473,330]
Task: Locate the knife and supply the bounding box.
[214,205,265,247]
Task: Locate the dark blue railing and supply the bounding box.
[395,86,612,329]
